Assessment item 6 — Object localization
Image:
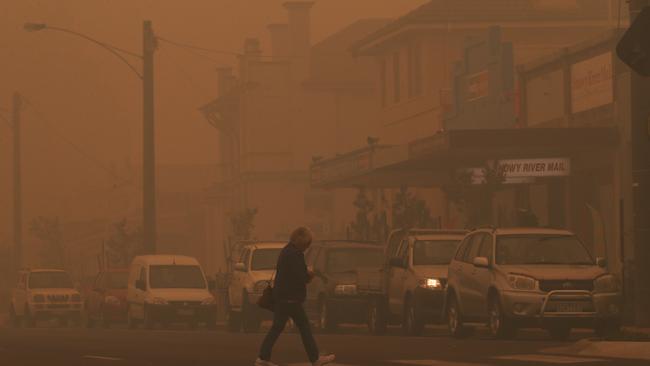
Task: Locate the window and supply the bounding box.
[250,248,282,271]
[149,265,206,289]
[495,235,594,265]
[413,240,460,265]
[478,234,493,261]
[28,272,73,289]
[454,236,471,261]
[105,272,129,289]
[138,268,146,284]
[462,235,483,263]
[380,57,387,107]
[393,51,401,103]
[325,248,383,273]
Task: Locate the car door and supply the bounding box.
[134,267,147,318]
[472,233,495,321]
[388,238,409,315]
[305,247,323,316]
[457,234,482,319]
[449,236,471,294]
[229,248,249,310]
[465,233,492,319]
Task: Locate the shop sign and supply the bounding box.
[571,52,613,113]
[499,158,571,178]
[466,70,489,101]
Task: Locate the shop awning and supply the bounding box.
[310,127,619,189]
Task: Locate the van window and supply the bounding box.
[462,235,483,263]
[149,265,206,289]
[251,248,281,271]
[413,240,460,265]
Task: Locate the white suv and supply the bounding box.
[10,269,84,327]
[228,242,284,332]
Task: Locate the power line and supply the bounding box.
[157,36,242,57]
[21,97,121,180]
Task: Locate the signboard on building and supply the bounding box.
[465,157,571,184]
[466,70,489,101]
[571,52,613,113]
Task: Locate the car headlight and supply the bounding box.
[334,284,357,295]
[201,297,217,306]
[71,294,82,302]
[507,274,537,291]
[151,297,168,305]
[253,280,270,294]
[32,294,45,303]
[418,278,443,290]
[594,274,619,293]
[104,296,121,305]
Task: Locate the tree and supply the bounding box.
[349,188,374,240]
[230,208,258,241]
[391,187,436,230]
[29,216,65,268]
[105,219,142,268]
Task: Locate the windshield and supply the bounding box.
[413,240,460,265]
[251,248,281,271]
[29,272,73,289]
[326,248,383,273]
[496,235,594,265]
[105,272,128,289]
[149,265,206,289]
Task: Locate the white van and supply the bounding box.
[126,255,217,330]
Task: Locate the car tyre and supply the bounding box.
[403,298,425,336]
[242,294,261,333]
[9,305,21,328]
[488,296,516,340]
[447,296,470,339]
[548,324,572,341]
[367,298,387,335]
[319,298,336,332]
[594,319,621,338]
[143,306,155,330]
[100,310,111,329]
[227,310,242,332]
[127,307,139,330]
[23,307,35,328]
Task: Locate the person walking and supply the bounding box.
[255,227,335,366]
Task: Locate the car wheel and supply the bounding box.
[23,307,35,328]
[447,296,470,339]
[9,305,21,328]
[127,307,139,330]
[85,305,95,329]
[403,298,424,336]
[594,319,621,338]
[242,294,261,333]
[367,298,387,335]
[548,324,572,341]
[319,299,336,332]
[488,296,516,340]
[227,310,242,332]
[143,306,155,330]
[100,310,111,329]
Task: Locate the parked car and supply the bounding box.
[10,269,84,327]
[227,242,284,332]
[445,227,622,340]
[304,241,383,331]
[126,255,217,330]
[360,230,467,335]
[85,268,129,328]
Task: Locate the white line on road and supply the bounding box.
[83,355,125,362]
[493,354,606,364]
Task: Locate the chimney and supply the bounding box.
[216,67,234,97]
[283,1,314,59]
[267,24,290,59]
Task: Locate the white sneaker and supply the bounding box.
[312,354,336,366]
[255,358,278,366]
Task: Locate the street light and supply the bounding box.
[24,21,158,254]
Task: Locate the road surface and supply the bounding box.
[0,324,647,366]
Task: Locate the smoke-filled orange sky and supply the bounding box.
[0,1,428,242]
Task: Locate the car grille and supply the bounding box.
[47,304,70,309]
[539,280,593,292]
[168,301,201,307]
[47,294,69,302]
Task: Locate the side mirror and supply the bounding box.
[596,257,607,268]
[135,279,146,291]
[234,262,246,272]
[389,257,404,268]
[473,257,490,269]
[208,280,216,291]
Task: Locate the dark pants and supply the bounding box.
[259,301,319,363]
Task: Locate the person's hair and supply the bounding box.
[290,226,313,247]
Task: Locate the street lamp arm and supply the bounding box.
[34,25,143,79]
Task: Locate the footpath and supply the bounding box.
[544,327,650,362]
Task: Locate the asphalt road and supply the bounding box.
[0,323,647,366]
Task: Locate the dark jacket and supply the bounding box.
[273,242,310,303]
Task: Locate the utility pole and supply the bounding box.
[13,92,22,272]
[628,0,650,326]
[142,20,157,254]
